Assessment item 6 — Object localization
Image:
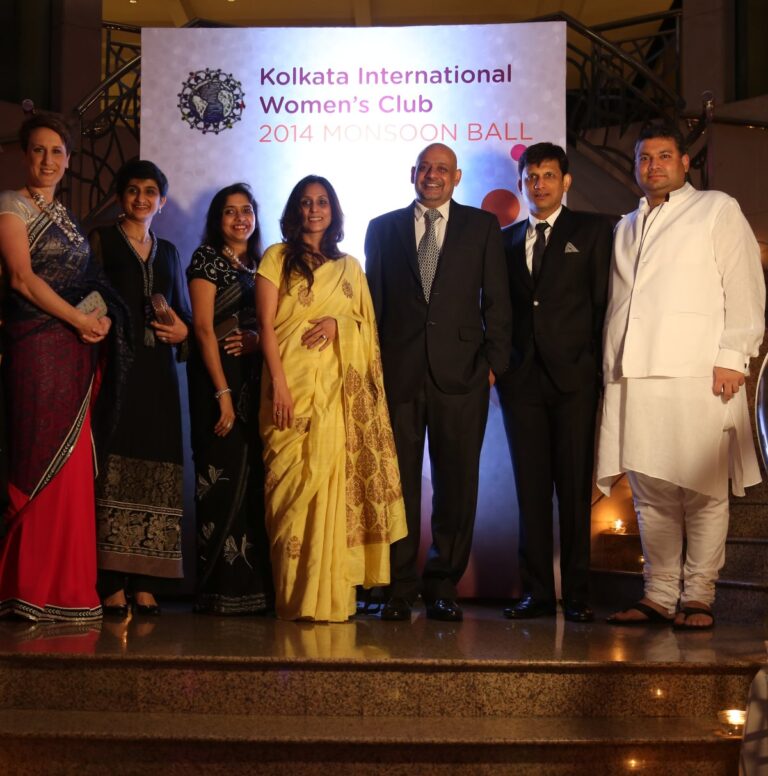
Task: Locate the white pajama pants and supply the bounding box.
[627,469,729,614]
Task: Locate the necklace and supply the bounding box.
[222,244,256,276]
[26,188,84,246]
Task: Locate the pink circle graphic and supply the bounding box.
[510,144,527,161]
[481,189,520,228]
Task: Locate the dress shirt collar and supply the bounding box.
[527,204,562,236]
[414,199,451,223]
[638,181,695,213]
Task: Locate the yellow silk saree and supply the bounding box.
[258,245,406,621]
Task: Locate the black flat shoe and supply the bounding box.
[503,595,556,619]
[102,604,129,618]
[562,600,594,623]
[380,597,412,621]
[133,603,161,616]
[426,598,463,622]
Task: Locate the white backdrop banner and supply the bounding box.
[141,23,566,597]
[141,23,565,264]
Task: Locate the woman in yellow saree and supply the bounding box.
[256,176,406,622]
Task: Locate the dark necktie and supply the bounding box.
[417,208,440,301]
[531,221,549,283]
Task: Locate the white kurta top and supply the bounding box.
[597,183,765,498]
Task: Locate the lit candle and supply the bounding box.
[612,519,626,534]
[717,709,746,737]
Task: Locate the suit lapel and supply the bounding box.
[393,204,421,287]
[432,200,467,292]
[507,220,531,290]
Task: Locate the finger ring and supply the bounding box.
[320,334,328,340]
[276,410,282,415]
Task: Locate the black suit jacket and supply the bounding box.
[365,200,512,403]
[497,206,614,393]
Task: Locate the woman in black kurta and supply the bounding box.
[186,183,273,615]
[90,160,190,616]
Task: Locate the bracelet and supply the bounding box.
[214,387,232,400]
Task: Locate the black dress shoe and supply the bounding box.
[562,601,594,623]
[380,597,412,621]
[102,604,129,618]
[426,598,463,622]
[133,603,161,616]
[503,595,556,619]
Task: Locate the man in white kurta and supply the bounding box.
[597,122,765,628]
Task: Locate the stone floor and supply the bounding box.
[0,600,764,666]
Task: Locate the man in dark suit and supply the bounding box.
[497,142,613,623]
[365,143,512,622]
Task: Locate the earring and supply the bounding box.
[158,207,163,214]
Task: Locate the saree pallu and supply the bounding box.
[0,205,121,621]
[259,247,406,622]
[187,250,273,615]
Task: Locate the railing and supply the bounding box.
[102,22,141,80]
[63,23,141,222]
[532,10,686,187]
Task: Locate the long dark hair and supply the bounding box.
[202,182,262,266]
[280,175,344,290]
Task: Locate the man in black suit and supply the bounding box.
[497,142,613,623]
[365,143,512,622]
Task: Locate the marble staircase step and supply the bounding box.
[728,501,768,538]
[721,537,768,583]
[1,607,762,775]
[0,709,741,775]
[594,530,768,585]
[0,651,754,718]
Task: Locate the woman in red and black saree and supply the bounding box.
[0,113,128,622]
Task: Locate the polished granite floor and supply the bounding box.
[0,602,766,667]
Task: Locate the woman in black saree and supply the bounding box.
[90,159,190,617]
[186,183,273,614]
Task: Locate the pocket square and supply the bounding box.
[564,242,579,254]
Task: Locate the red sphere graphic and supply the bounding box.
[510,143,527,161]
[481,189,520,228]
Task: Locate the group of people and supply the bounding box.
[0,111,762,631]
[0,112,405,625]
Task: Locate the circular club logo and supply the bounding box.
[178,68,245,135]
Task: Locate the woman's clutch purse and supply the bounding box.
[76,291,108,318]
[214,313,240,341]
[150,293,175,325]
